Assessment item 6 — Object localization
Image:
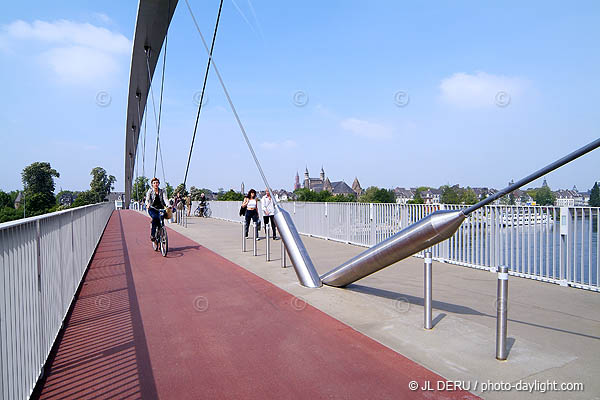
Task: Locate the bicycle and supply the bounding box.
[151,208,169,257]
[194,202,212,217]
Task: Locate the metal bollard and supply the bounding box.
[281,241,287,268]
[424,250,432,330]
[266,224,271,261]
[496,265,509,360]
[253,222,258,256]
[242,223,247,252]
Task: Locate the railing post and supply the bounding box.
[266,224,271,261]
[424,249,432,330]
[559,207,571,285]
[370,203,375,245]
[496,265,509,360]
[253,222,257,256]
[242,222,246,252]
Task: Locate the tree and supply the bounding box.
[589,182,600,207]
[0,206,21,223]
[22,162,60,216]
[89,167,116,201]
[132,176,150,202]
[0,190,12,208]
[190,186,212,201]
[440,185,460,204]
[408,187,425,204]
[500,192,516,205]
[328,193,356,202]
[294,188,317,202]
[461,187,478,205]
[165,182,174,198]
[359,187,395,203]
[534,185,555,206]
[71,191,97,208]
[174,183,188,197]
[217,189,244,201]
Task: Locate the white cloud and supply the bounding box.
[340,118,393,139]
[260,140,297,150]
[93,13,113,25]
[1,19,131,86]
[439,71,525,108]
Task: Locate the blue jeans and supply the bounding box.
[148,208,162,238]
[244,209,260,237]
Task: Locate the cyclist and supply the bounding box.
[145,177,169,242]
[198,193,207,216]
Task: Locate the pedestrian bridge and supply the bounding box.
[2,205,599,399]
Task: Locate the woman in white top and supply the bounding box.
[261,189,278,240]
[241,189,261,238]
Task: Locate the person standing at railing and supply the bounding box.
[145,177,169,242]
[261,189,278,240]
[242,189,261,239]
[186,194,192,216]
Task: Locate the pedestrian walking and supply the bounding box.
[261,189,278,240]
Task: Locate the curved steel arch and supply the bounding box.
[124,0,179,207]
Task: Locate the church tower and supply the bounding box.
[320,166,325,182]
[304,167,310,190]
[294,171,300,191]
[352,177,362,196]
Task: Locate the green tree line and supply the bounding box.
[1,162,116,223]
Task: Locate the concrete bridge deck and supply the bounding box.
[33,210,600,399]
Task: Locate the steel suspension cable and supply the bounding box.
[145,50,168,184]
[182,0,224,189]
[154,0,170,179]
[184,0,276,202]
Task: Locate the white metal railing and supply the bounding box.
[0,202,114,400]
[209,201,599,291]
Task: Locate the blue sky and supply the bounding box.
[1,1,599,194]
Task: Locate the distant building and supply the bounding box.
[59,193,75,207]
[420,188,442,204]
[14,192,22,209]
[393,187,414,204]
[107,192,124,202]
[302,166,359,197]
[294,172,300,191]
[554,187,584,207]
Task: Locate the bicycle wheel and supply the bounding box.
[152,229,159,251]
[204,208,212,217]
[194,208,200,217]
[160,228,168,256]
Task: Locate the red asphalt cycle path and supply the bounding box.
[34,210,479,399]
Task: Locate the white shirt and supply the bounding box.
[247,199,257,210]
[262,196,274,215]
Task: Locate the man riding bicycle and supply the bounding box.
[146,177,170,242]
